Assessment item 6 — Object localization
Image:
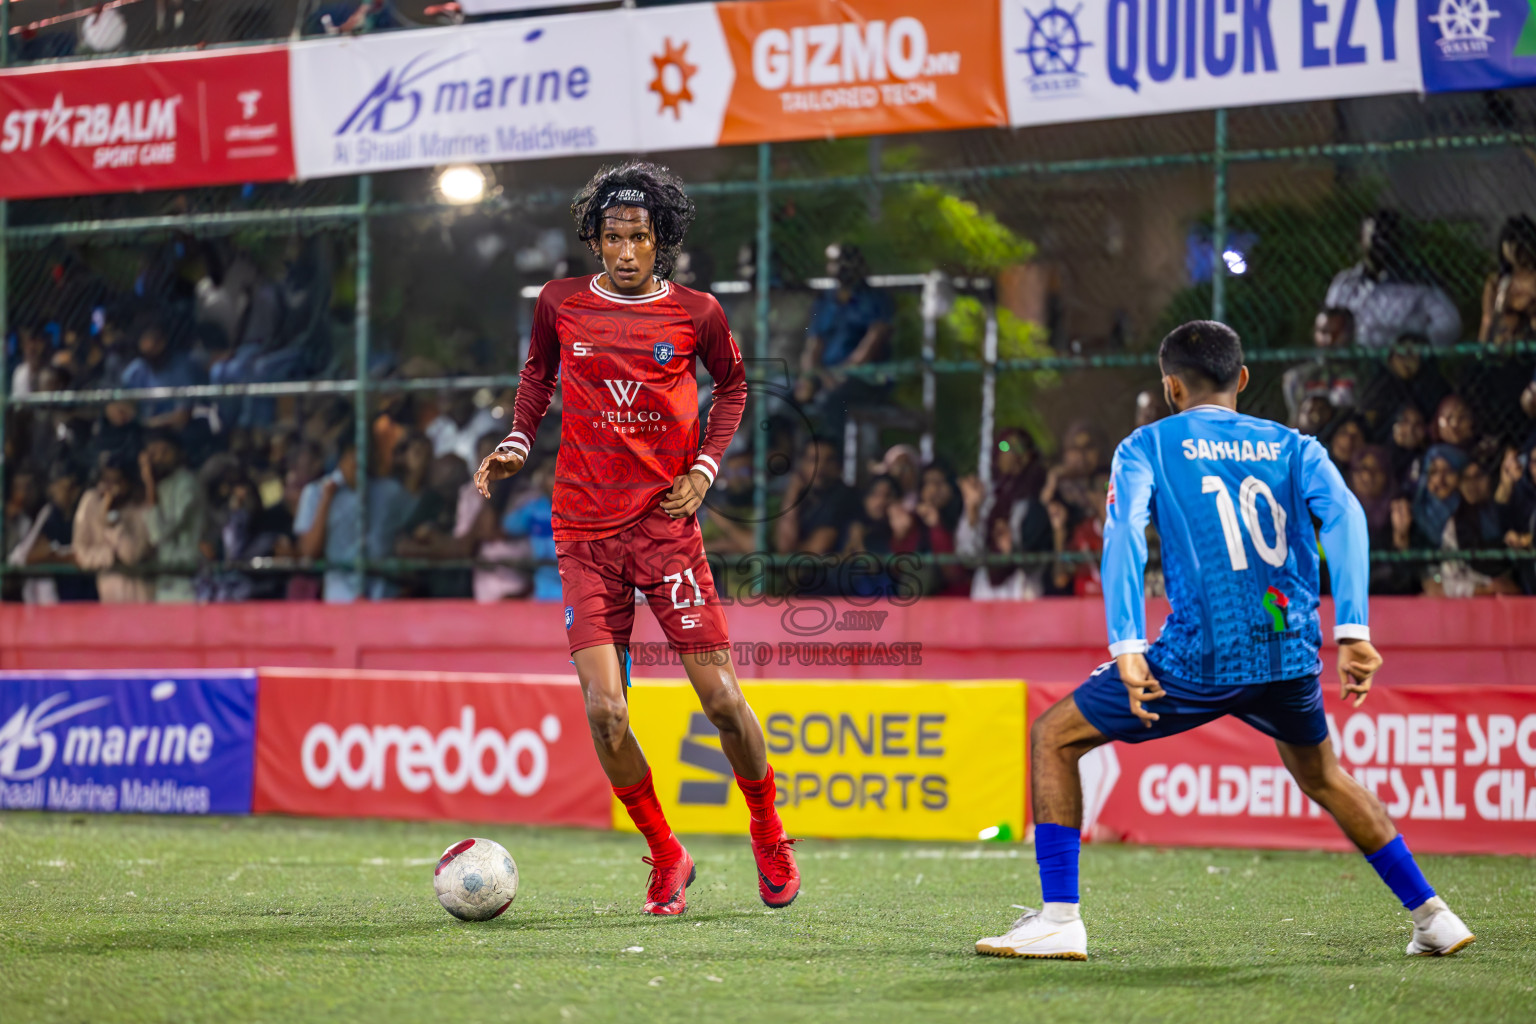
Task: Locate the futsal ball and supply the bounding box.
[433,837,519,921]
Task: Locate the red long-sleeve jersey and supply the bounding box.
[497,275,747,542]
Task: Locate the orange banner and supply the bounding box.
[716,0,1005,145]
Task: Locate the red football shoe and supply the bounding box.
[642,848,696,916]
[752,834,800,908]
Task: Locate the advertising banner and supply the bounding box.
[8,1,1521,201]
[461,0,602,11]
[288,14,633,179]
[1030,681,1536,855]
[1417,0,1536,92]
[0,48,294,200]
[288,0,1007,181]
[622,678,1025,841]
[0,671,257,814]
[1003,0,1424,128]
[252,669,610,828]
[711,0,1007,144]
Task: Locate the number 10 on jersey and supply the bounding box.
[1201,475,1288,571]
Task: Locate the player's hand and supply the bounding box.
[1116,652,1165,728]
[474,449,525,499]
[661,470,710,519]
[958,474,984,511]
[1336,639,1383,708]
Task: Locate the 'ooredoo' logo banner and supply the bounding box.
[1030,681,1536,855]
[253,669,609,827]
[0,48,294,200]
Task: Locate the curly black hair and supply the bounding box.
[571,161,695,280]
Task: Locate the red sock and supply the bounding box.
[735,765,784,844]
[613,770,681,864]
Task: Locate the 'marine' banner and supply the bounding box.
[0,671,258,815]
[0,48,294,200]
[1030,682,1536,856]
[620,679,1025,841]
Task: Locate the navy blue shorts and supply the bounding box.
[1071,659,1328,747]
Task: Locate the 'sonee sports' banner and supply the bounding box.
[1417,0,1536,92]
[1004,0,1425,128]
[622,679,1025,841]
[1030,682,1536,856]
[0,671,258,815]
[252,669,611,828]
[0,48,294,200]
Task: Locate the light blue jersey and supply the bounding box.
[1102,404,1370,687]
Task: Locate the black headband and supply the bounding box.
[600,188,649,211]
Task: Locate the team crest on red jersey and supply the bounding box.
[654,342,675,364]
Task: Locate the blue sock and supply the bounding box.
[1035,823,1080,904]
[1365,835,1435,910]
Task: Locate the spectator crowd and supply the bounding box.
[5,211,1536,605]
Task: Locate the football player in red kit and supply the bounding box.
[475,162,800,917]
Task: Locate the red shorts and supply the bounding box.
[555,506,730,657]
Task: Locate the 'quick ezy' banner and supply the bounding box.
[0,671,258,815]
[1004,0,1425,127]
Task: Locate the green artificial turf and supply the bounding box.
[1,813,1532,1023]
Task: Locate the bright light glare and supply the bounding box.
[437,165,488,205]
[1222,249,1248,275]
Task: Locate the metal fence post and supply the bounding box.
[1212,108,1229,324]
[0,2,10,594]
[354,174,373,599]
[753,142,771,554]
[920,271,940,465]
[978,290,998,489]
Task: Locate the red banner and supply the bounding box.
[253,669,610,828]
[1029,682,1536,855]
[0,48,294,200]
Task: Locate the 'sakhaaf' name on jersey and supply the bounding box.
[1180,437,1286,462]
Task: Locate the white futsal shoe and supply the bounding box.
[975,904,1087,961]
[1406,897,1475,956]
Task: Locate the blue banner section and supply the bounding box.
[1419,0,1536,91]
[0,671,257,815]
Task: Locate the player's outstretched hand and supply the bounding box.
[661,470,710,519]
[1116,652,1165,728]
[474,449,525,499]
[1337,639,1383,708]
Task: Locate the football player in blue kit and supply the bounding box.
[976,321,1474,961]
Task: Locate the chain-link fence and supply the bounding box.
[4,57,1536,601]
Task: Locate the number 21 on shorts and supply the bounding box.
[665,568,705,609]
[1201,474,1287,570]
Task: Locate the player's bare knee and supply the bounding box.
[585,694,629,751]
[1290,761,1345,802]
[1030,705,1076,758]
[699,685,747,735]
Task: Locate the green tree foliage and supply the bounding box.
[771,141,1053,471]
[1157,182,1489,351]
